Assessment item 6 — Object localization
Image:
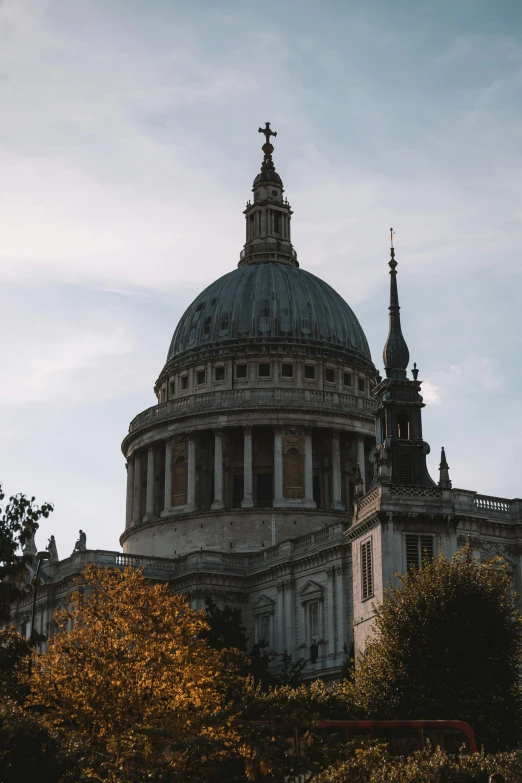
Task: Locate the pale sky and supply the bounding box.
[1,0,521,558]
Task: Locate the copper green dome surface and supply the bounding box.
[167,263,372,363]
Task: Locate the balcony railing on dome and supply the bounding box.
[128,388,374,432]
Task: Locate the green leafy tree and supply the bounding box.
[0,482,54,622]
[353,544,522,750]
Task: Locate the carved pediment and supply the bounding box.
[299,580,324,602]
[252,594,275,614]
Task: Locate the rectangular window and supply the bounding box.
[181,375,188,390]
[405,534,434,571]
[196,369,206,385]
[236,364,247,379]
[304,364,316,380]
[169,379,175,396]
[258,363,271,378]
[343,372,352,387]
[361,538,374,600]
[281,363,293,378]
[324,367,335,384]
[308,602,320,639]
[215,366,226,382]
[358,377,365,393]
[259,614,271,644]
[274,211,281,234]
[203,316,212,336]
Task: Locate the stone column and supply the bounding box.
[304,429,315,506]
[326,566,335,657]
[331,430,344,510]
[335,564,345,658]
[125,457,134,529]
[211,428,224,510]
[162,438,173,515]
[144,445,155,520]
[357,435,366,494]
[242,426,254,508]
[273,426,284,505]
[186,434,197,512]
[132,452,142,525]
[276,580,285,652]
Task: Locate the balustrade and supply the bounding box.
[129,388,369,433]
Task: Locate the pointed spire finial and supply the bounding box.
[354,463,365,498]
[383,228,410,379]
[438,446,452,488]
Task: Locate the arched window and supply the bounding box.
[397,413,410,440]
[172,455,188,507]
[283,447,304,500]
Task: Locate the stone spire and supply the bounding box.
[383,229,409,379]
[238,123,298,268]
[438,446,452,489]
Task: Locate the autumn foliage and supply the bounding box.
[28,566,247,782]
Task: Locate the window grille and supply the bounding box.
[398,450,412,484]
[405,534,434,571]
[361,539,373,600]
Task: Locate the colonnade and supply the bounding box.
[125,426,367,528]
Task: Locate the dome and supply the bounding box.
[253,169,282,186]
[167,262,372,364]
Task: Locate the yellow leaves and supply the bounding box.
[27,565,244,779]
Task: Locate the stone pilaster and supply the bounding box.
[186,434,197,512]
[211,428,225,510]
[241,426,254,508]
[144,445,155,521]
[357,435,366,494]
[273,426,284,505]
[331,430,344,510]
[304,429,315,506]
[125,458,134,529]
[161,437,173,516]
[132,452,142,525]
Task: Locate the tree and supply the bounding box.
[204,597,249,651]
[0,482,54,622]
[0,626,32,702]
[353,544,522,750]
[28,565,248,783]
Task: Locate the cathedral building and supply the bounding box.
[11,126,522,681]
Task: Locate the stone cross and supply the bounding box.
[258,121,277,145]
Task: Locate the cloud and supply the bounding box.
[1,0,521,558]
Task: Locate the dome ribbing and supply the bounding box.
[167,263,371,363]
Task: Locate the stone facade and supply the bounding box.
[9,129,521,683]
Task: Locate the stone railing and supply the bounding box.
[452,490,521,521]
[129,388,374,432]
[474,495,510,514]
[389,486,443,500]
[40,524,348,585]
